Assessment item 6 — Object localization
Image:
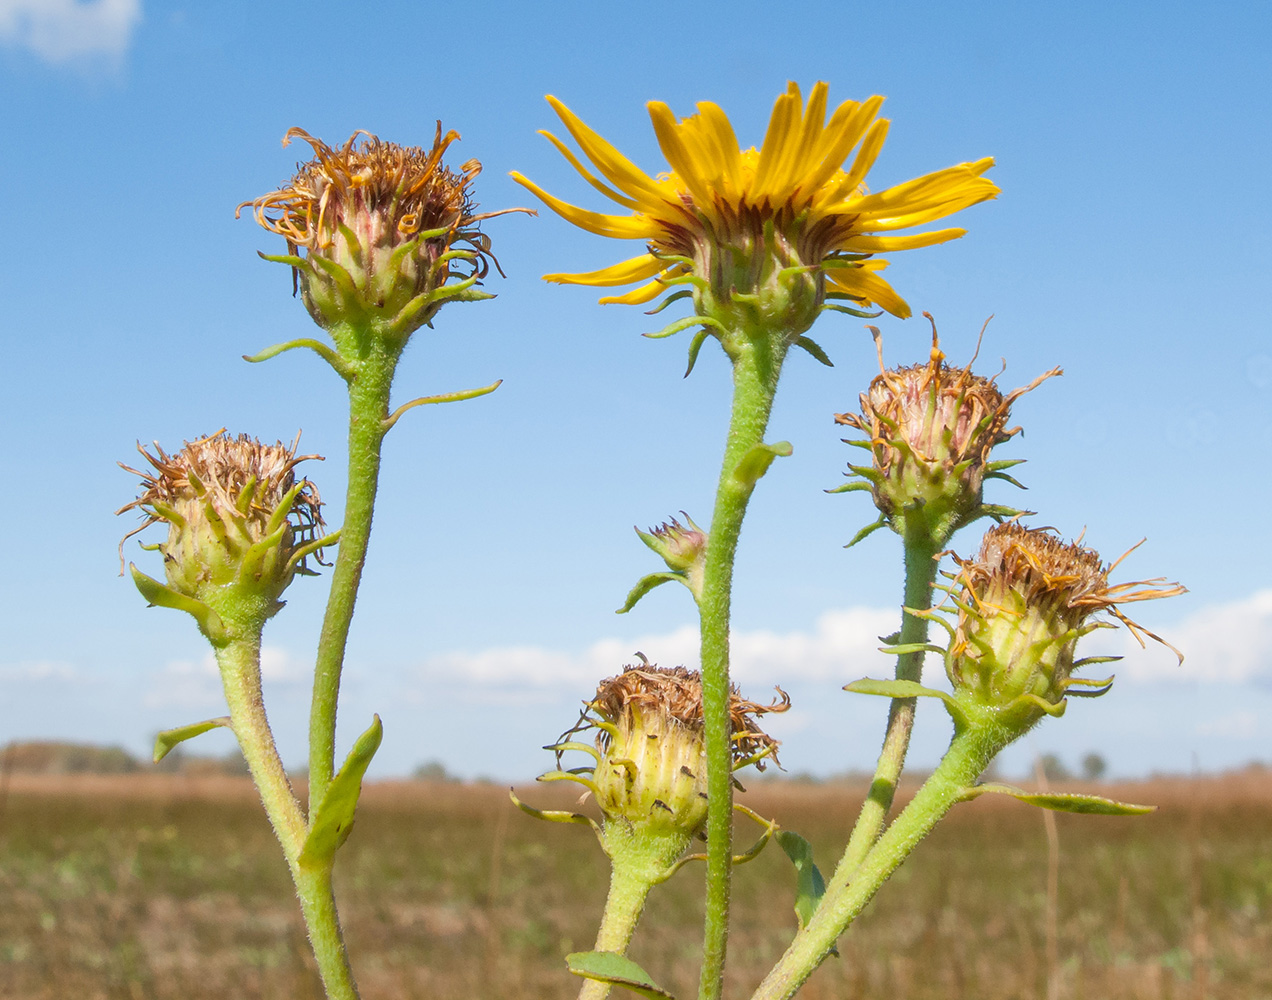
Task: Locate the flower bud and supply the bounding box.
[240,125,530,342]
[946,522,1183,731]
[118,432,328,637]
[637,514,708,597]
[835,318,1059,545]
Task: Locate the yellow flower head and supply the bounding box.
[512,82,998,337]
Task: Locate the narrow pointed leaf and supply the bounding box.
[844,516,887,548]
[794,336,834,367]
[616,572,686,614]
[684,329,711,377]
[299,715,383,869]
[566,952,676,1000]
[153,717,231,762]
[962,783,1155,815]
[825,480,872,494]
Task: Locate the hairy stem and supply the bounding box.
[750,724,1002,1000]
[837,532,940,873]
[577,853,659,1000]
[309,336,400,809]
[698,337,785,1000]
[217,637,361,1000]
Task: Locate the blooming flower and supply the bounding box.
[512,82,998,340]
[241,125,530,338]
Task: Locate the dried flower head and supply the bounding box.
[118,431,328,637]
[835,317,1060,545]
[513,82,997,358]
[944,522,1184,727]
[543,663,787,845]
[241,125,531,339]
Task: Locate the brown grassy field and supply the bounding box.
[0,769,1268,999]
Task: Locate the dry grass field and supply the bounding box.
[0,768,1269,999]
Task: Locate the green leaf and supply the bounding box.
[616,572,686,614]
[566,952,676,999]
[129,565,227,645]
[793,336,834,367]
[776,831,828,932]
[732,441,793,490]
[843,678,967,725]
[825,480,872,494]
[684,328,711,377]
[153,717,231,762]
[962,782,1155,815]
[844,515,888,548]
[299,715,383,869]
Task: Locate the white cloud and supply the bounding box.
[419,590,1272,694]
[421,606,899,690]
[144,645,302,709]
[0,660,77,682]
[0,0,141,65]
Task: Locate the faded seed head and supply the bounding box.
[562,663,787,839]
[836,316,1059,544]
[947,522,1184,727]
[241,125,531,339]
[118,432,325,627]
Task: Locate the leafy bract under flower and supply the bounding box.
[512,82,999,320]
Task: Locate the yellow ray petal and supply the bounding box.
[537,129,641,210]
[543,253,665,287]
[833,118,890,201]
[598,277,674,305]
[752,86,801,200]
[830,260,911,319]
[510,172,655,239]
[545,96,667,203]
[804,95,884,197]
[838,228,967,253]
[648,102,716,209]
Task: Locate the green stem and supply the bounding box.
[216,637,361,1000]
[578,851,659,1000]
[216,637,307,860]
[698,338,786,1000]
[309,337,400,809]
[836,532,940,874]
[749,724,1003,1000]
[295,865,363,1000]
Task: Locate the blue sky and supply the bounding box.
[1,0,1270,781]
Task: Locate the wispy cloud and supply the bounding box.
[420,607,898,690]
[0,0,141,66]
[418,590,1272,692]
[143,645,303,709]
[0,660,77,682]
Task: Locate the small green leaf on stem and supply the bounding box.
[616,571,687,614]
[960,782,1155,815]
[153,717,231,762]
[566,951,676,999]
[731,441,793,490]
[775,830,828,932]
[299,715,383,869]
[793,336,834,367]
[843,678,968,726]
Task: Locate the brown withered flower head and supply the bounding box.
[118,432,327,633]
[944,522,1184,730]
[550,662,788,842]
[835,316,1060,545]
[240,125,532,339]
